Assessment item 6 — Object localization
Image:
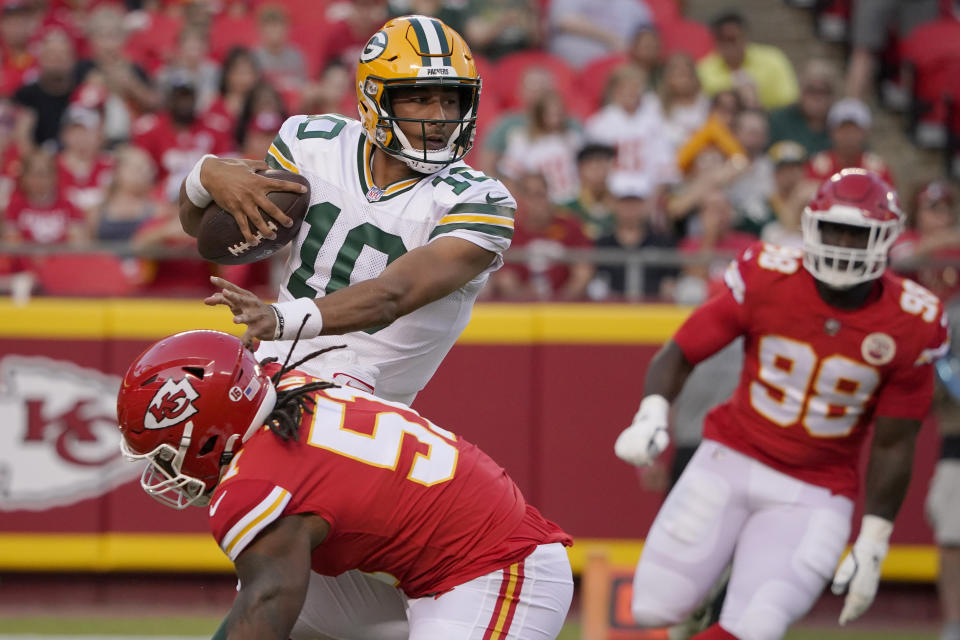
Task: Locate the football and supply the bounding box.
[196,169,310,265]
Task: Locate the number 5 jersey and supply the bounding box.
[257,115,516,405]
[673,242,949,499]
[208,370,571,598]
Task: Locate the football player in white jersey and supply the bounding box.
[177,15,515,406]
[176,16,516,640]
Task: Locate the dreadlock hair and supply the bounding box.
[256,315,347,442]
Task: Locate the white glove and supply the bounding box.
[830,515,893,625]
[614,395,670,466]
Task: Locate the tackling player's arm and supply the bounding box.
[864,415,923,521]
[207,236,496,342]
[215,513,329,640]
[178,157,304,244]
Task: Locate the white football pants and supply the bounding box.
[291,542,573,640]
[631,440,853,640]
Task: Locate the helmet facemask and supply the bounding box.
[361,78,480,174]
[119,382,277,510]
[801,209,902,289]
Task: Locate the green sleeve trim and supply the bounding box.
[447,203,516,218]
[429,222,513,240]
[271,134,295,164]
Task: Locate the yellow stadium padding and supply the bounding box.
[0,299,692,344]
[0,534,940,581]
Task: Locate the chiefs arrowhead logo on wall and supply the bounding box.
[0,356,141,511]
[144,378,199,430]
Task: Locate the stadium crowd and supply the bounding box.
[0,0,957,305]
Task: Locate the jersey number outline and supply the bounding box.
[286,203,408,333]
[296,115,347,140]
[751,335,880,437]
[305,387,459,487]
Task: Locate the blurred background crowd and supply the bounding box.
[1,0,960,306]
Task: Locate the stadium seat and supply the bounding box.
[644,0,681,27]
[488,50,580,113]
[900,18,960,147]
[577,54,629,113]
[35,254,138,297]
[660,19,714,60]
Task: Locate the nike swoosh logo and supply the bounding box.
[485,193,508,204]
[209,491,227,516]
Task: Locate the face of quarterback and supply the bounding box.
[390,86,462,151]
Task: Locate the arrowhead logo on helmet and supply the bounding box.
[144,378,199,430]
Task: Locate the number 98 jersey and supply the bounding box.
[258,115,516,405]
[674,242,949,498]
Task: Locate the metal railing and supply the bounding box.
[1,241,957,301]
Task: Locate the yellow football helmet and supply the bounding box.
[356,15,481,173]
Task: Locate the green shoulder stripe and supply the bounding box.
[265,155,284,170]
[447,203,516,218]
[430,222,514,240]
[271,134,295,163]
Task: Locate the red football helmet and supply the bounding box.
[117,331,276,509]
[802,168,904,288]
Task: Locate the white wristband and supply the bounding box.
[858,515,894,545]
[184,153,218,208]
[270,298,323,340]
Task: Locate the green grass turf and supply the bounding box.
[0,617,937,639]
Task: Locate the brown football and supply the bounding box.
[196,169,310,265]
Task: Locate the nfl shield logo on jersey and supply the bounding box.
[861,332,896,366]
[366,186,385,202]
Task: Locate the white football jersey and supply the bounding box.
[257,115,515,405]
[584,99,678,186]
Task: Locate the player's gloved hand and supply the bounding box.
[830,515,893,625]
[614,395,670,466]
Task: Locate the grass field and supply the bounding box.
[0,617,938,640]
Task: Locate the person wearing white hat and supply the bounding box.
[807,97,894,186]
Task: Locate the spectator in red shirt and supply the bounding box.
[57,104,113,217]
[203,47,260,137]
[492,171,595,300]
[0,99,22,213]
[0,0,40,96]
[233,80,286,151]
[252,4,307,106]
[156,25,221,115]
[3,148,87,246]
[316,0,389,71]
[807,97,894,187]
[239,110,283,161]
[133,73,231,202]
[676,187,755,303]
[76,4,161,145]
[891,179,960,302]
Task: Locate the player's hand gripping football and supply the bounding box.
[614,395,670,466]
[205,276,276,347]
[830,515,893,625]
[201,157,303,245]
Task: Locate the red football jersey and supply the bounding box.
[4,190,84,244]
[209,374,571,598]
[674,241,948,498]
[57,154,114,212]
